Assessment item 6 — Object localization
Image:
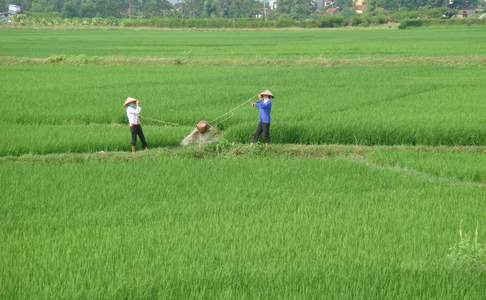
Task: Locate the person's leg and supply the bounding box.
[130,125,138,152]
[252,122,263,144]
[262,123,270,143]
[137,125,148,149]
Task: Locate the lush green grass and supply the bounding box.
[1,63,486,154]
[1,27,486,59]
[1,124,190,156]
[1,153,486,299]
[2,27,486,299]
[1,27,486,153]
[367,149,486,183]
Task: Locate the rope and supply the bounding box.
[127,94,258,129]
[209,95,258,125]
[141,116,181,127]
[215,113,235,125]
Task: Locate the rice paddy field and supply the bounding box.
[1,26,486,299]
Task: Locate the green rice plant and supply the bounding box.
[448,226,486,273]
[1,156,486,299]
[365,150,486,184]
[2,25,486,300]
[2,63,486,152]
[3,27,486,59]
[1,124,190,156]
[2,28,486,155]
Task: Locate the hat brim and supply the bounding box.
[123,99,137,106]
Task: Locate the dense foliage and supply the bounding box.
[1,0,483,19]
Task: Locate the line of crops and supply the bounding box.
[2,27,486,299]
[366,150,486,183]
[225,120,486,146]
[2,63,486,154]
[2,27,486,59]
[1,124,189,156]
[1,155,485,299]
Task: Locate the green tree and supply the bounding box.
[62,0,79,17]
[79,0,96,17]
[223,0,260,18]
[277,0,316,18]
[202,0,218,17]
[181,0,204,17]
[335,0,353,9]
[240,0,261,17]
[30,0,61,12]
[141,0,172,17]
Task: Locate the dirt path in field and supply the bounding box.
[2,56,486,67]
[2,143,484,161]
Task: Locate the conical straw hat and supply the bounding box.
[123,97,137,106]
[259,90,273,98]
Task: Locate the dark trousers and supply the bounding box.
[130,124,147,148]
[252,122,270,144]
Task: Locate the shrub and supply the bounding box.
[8,14,486,30]
[276,18,297,28]
[318,16,346,28]
[47,55,67,63]
[398,18,428,29]
[351,16,364,26]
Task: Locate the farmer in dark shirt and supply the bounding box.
[252,90,273,144]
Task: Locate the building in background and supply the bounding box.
[354,0,365,14]
[268,0,277,10]
[324,0,335,7]
[317,0,335,10]
[8,4,21,15]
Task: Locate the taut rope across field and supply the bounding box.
[141,116,181,127]
[209,95,258,126]
[141,94,258,128]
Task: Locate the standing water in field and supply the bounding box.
[180,121,222,146]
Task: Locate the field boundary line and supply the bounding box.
[343,155,486,189]
[2,56,486,67]
[328,85,448,115]
[0,24,400,31]
[1,144,486,164]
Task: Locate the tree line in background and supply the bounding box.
[364,0,482,15]
[0,0,483,18]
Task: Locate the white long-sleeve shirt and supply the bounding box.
[126,105,141,125]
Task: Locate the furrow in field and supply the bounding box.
[343,156,486,189]
[328,85,448,114]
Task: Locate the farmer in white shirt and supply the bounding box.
[124,97,148,153]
